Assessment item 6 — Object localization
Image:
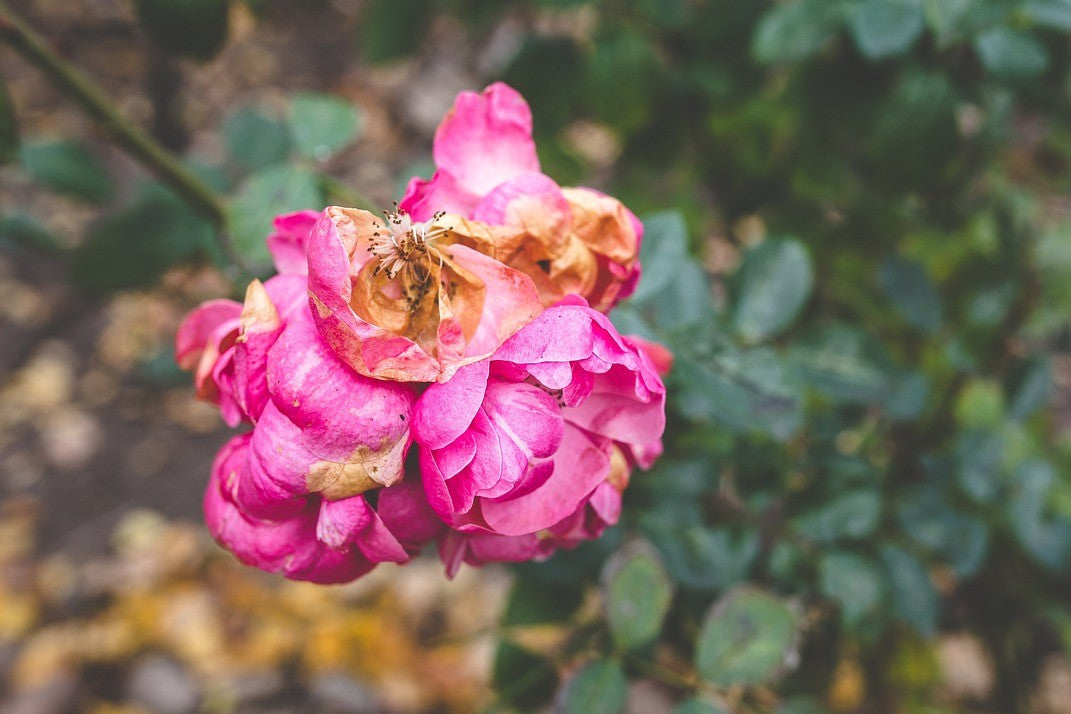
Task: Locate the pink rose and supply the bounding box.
[175,210,314,426]
[412,296,666,544]
[206,435,442,584]
[201,303,443,583]
[400,83,643,311]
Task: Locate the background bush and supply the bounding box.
[4,0,1071,712]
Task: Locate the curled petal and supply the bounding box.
[175,299,242,371]
[267,305,416,494]
[266,209,319,275]
[480,425,611,536]
[204,435,374,584]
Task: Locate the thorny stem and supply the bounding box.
[0,2,242,266]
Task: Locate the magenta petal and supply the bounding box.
[267,306,415,488]
[435,432,478,479]
[266,209,319,275]
[316,497,409,564]
[263,273,310,323]
[565,376,667,446]
[412,360,489,449]
[420,447,459,520]
[399,171,473,222]
[236,401,317,517]
[471,171,569,227]
[447,244,543,359]
[378,479,445,550]
[433,82,539,200]
[445,467,483,515]
[204,436,372,584]
[480,425,611,536]
[315,495,372,549]
[493,302,597,365]
[483,380,564,460]
[175,299,242,370]
[353,513,410,564]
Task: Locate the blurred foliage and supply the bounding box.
[5,0,1071,711]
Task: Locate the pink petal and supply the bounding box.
[412,360,489,449]
[493,301,597,365]
[432,83,539,208]
[399,171,472,222]
[377,478,445,549]
[480,425,611,536]
[482,380,564,461]
[175,299,242,370]
[266,209,319,275]
[447,244,543,360]
[316,496,409,563]
[203,436,373,584]
[564,371,666,446]
[624,335,674,377]
[471,172,571,231]
[267,305,415,489]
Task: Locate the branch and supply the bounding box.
[0,1,226,228]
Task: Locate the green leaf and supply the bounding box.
[751,0,840,64]
[583,30,663,133]
[732,238,814,342]
[289,93,361,161]
[1009,357,1052,421]
[557,660,627,714]
[134,0,230,61]
[923,0,976,43]
[673,699,730,714]
[603,545,673,651]
[955,429,1004,504]
[643,521,759,591]
[1008,459,1071,570]
[898,488,989,576]
[879,545,938,635]
[974,28,1049,78]
[630,212,689,304]
[883,371,930,420]
[880,256,942,332]
[503,576,584,626]
[0,78,18,165]
[227,166,323,266]
[357,0,433,64]
[1023,0,1071,30]
[0,214,61,253]
[493,641,558,711]
[223,107,292,171]
[74,183,214,293]
[848,0,924,59]
[818,552,885,627]
[19,140,114,202]
[674,346,803,440]
[794,490,882,544]
[642,259,717,338]
[695,587,796,686]
[953,378,1004,429]
[788,325,889,404]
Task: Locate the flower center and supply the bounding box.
[369,207,451,280]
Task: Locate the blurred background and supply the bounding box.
[3,0,1071,712]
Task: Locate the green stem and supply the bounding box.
[0,1,226,228]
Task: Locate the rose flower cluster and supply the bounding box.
[176,84,670,583]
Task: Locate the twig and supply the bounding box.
[0,2,227,229]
